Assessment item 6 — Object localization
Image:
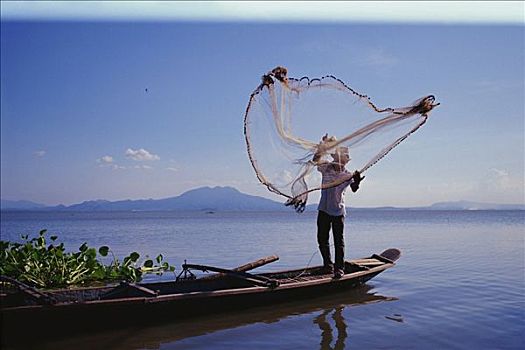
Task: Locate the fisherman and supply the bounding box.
[316,136,364,279]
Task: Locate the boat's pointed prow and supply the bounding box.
[379,248,401,262]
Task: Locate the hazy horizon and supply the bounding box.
[1,185,524,209]
[1,2,524,207]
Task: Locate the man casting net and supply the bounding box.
[243,66,439,212]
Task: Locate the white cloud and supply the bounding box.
[134,165,153,170]
[112,165,127,170]
[489,168,514,190]
[34,150,46,157]
[490,168,509,178]
[125,148,160,161]
[461,168,525,204]
[166,167,179,172]
[96,153,156,170]
[97,155,114,164]
[97,155,119,168]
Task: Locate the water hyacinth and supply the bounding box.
[0,230,175,289]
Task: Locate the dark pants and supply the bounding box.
[317,210,345,270]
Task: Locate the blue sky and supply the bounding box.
[1,2,524,207]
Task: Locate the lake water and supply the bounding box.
[1,210,524,349]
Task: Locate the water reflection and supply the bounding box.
[38,285,396,350]
[314,307,347,350]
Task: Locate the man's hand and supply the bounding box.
[350,170,365,192]
[285,196,307,213]
[352,170,364,183]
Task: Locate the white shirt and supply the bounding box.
[317,163,352,217]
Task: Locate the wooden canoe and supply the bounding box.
[0,248,400,345]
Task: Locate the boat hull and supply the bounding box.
[1,250,399,346]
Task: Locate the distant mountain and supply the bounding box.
[2,189,524,211]
[425,201,525,211]
[48,186,286,212]
[308,201,525,211]
[0,199,47,210]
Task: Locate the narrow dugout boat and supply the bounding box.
[0,248,400,344]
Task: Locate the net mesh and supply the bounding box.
[244,67,439,211]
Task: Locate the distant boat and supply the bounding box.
[1,249,400,345]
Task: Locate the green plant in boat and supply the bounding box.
[0,230,175,289]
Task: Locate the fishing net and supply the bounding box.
[244,67,439,212]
